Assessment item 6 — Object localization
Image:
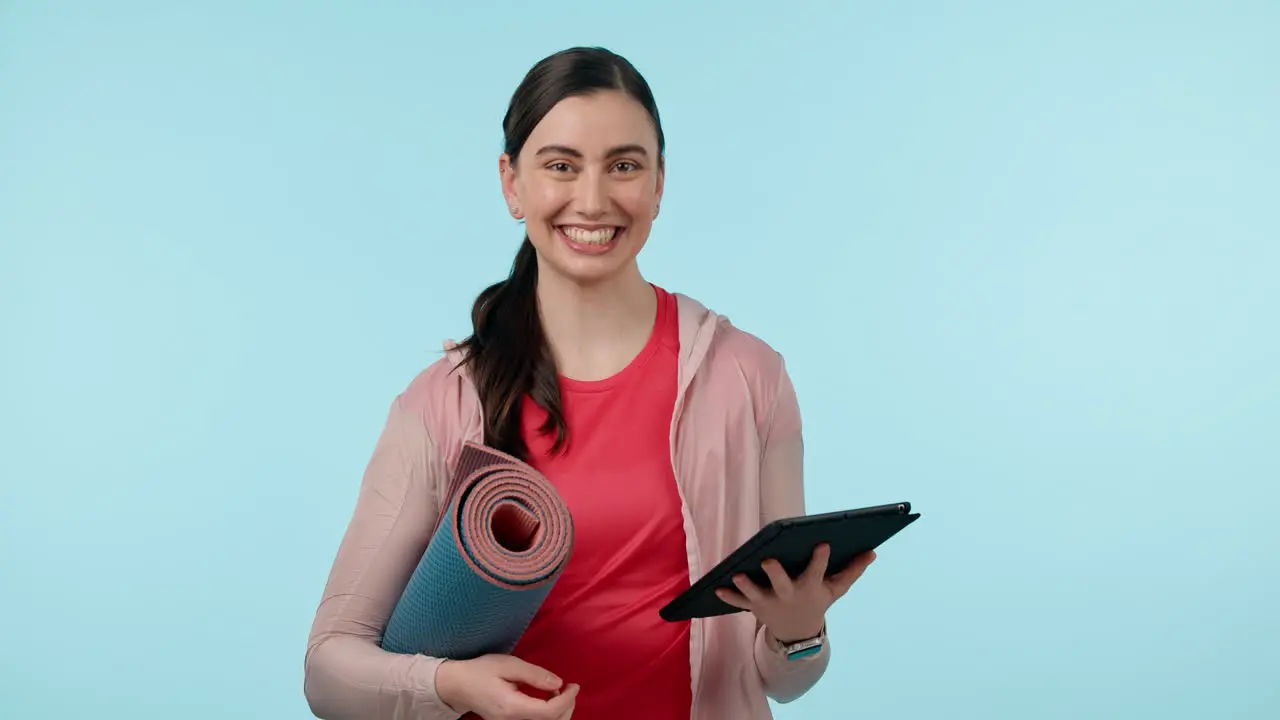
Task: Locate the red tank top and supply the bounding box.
[510,284,692,719]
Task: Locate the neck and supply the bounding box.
[536,261,658,381]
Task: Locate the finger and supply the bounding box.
[760,559,793,598]
[544,682,580,720]
[828,550,876,597]
[800,543,831,586]
[496,655,563,692]
[715,587,753,610]
[503,688,573,720]
[731,572,769,604]
[500,682,577,720]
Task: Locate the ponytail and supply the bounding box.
[456,236,567,461]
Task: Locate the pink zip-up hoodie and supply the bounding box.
[304,292,830,719]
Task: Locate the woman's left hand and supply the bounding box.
[714,543,876,643]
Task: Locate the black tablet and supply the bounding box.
[658,502,920,622]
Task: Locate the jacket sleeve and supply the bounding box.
[303,395,463,720]
[754,355,831,703]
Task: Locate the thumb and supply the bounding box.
[495,656,563,691]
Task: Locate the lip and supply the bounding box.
[556,223,621,231]
[556,225,624,256]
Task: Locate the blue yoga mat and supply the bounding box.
[380,442,575,659]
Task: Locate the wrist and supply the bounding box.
[434,659,473,715]
[770,617,826,645]
[768,623,828,661]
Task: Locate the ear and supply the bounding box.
[654,154,666,218]
[499,153,523,220]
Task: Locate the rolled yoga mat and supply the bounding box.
[380,441,575,659]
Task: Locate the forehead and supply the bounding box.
[523,91,658,157]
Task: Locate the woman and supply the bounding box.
[303,46,876,720]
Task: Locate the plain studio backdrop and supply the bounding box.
[1,1,1277,718]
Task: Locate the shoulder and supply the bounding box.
[391,346,483,463]
[673,292,794,434]
[711,321,787,381]
[676,291,788,391]
[398,351,463,412]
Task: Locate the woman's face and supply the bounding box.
[500,90,664,286]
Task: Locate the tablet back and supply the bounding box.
[660,503,920,621]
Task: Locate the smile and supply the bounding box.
[556,225,624,255]
[558,225,619,245]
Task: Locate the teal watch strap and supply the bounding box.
[777,625,827,661]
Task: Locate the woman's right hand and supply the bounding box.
[436,654,579,720]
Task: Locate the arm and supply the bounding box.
[303,395,462,720]
[753,355,831,703]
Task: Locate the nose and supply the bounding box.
[575,172,608,219]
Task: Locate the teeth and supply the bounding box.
[561,226,617,245]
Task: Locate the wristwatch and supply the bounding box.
[773,625,827,661]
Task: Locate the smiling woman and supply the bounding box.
[476,63,669,456]
[302,46,876,720]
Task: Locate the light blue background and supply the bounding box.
[2,1,1277,718]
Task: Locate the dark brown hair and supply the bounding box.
[455,47,666,461]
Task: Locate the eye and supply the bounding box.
[613,160,640,173]
[546,161,574,173]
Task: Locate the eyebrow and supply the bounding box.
[534,143,650,159]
